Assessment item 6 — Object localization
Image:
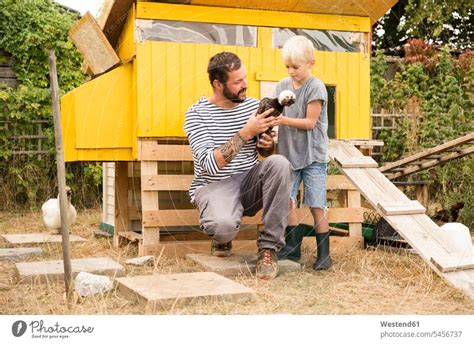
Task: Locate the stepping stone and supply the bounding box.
[16,257,125,283]
[116,271,256,309]
[2,233,86,245]
[186,253,301,277]
[0,247,43,261]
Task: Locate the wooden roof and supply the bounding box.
[100,0,398,47]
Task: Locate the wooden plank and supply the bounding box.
[430,256,474,273]
[69,12,120,75]
[140,239,258,257]
[101,0,134,48]
[380,132,474,173]
[142,207,364,228]
[329,139,474,299]
[140,162,160,253]
[119,230,142,243]
[347,190,363,241]
[0,66,15,78]
[142,174,355,192]
[385,145,474,180]
[113,161,129,247]
[378,200,426,216]
[140,141,193,161]
[334,156,378,168]
[326,175,357,190]
[142,175,193,191]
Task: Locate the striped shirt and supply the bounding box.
[184,96,259,202]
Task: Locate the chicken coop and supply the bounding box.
[61,0,398,255]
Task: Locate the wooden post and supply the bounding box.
[113,161,130,247]
[347,190,364,248]
[48,50,73,300]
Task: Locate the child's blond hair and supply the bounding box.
[281,35,314,64]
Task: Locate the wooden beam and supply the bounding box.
[380,132,474,173]
[113,161,130,248]
[140,141,193,161]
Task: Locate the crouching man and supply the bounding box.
[184,52,292,280]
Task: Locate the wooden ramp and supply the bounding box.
[329,140,474,299]
[380,132,474,180]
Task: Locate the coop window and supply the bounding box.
[136,19,257,47]
[272,28,365,53]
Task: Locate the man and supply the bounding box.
[184,52,293,280]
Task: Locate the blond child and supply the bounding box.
[273,35,332,270]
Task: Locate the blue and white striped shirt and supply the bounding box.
[184,96,259,202]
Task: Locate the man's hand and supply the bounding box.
[239,108,275,140]
[257,132,274,150]
[257,131,275,157]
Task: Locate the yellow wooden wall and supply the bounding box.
[136,39,371,140]
[61,62,135,161]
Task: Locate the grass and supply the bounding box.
[0,209,473,315]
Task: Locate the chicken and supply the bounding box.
[256,90,296,136]
[41,186,77,234]
[433,202,464,223]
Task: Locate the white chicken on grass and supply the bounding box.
[41,186,77,234]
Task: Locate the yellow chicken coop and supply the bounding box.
[61,0,398,255]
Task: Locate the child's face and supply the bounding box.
[284,59,314,85]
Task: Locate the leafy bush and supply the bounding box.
[371,42,474,226]
[0,0,101,210]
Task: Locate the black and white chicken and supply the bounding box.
[256,90,296,136]
[41,186,77,234]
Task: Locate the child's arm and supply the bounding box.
[275,99,322,130]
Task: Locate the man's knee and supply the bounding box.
[262,155,292,177]
[201,217,240,243]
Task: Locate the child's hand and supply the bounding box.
[272,115,284,126]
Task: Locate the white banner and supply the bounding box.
[1,315,473,344]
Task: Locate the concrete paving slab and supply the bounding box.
[16,257,125,283]
[0,247,43,261]
[116,271,256,309]
[2,233,86,245]
[186,253,301,277]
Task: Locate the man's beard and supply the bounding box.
[223,85,246,103]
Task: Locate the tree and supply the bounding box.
[373,0,473,53]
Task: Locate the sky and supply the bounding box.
[55,0,103,17]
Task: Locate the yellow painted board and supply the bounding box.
[74,62,134,149]
[136,2,370,32]
[190,0,396,25]
[136,41,153,137]
[60,91,78,162]
[76,148,133,161]
[117,5,135,62]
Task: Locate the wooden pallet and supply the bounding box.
[114,139,366,256]
[380,132,474,180]
[329,140,474,299]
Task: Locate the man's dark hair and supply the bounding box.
[207,52,242,87]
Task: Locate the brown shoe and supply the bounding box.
[211,240,232,257]
[256,249,279,280]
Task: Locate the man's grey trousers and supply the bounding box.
[194,155,293,251]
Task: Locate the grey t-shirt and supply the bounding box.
[274,76,329,169]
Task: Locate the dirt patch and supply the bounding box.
[0,209,473,315]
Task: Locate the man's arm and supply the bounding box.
[214,108,276,168]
